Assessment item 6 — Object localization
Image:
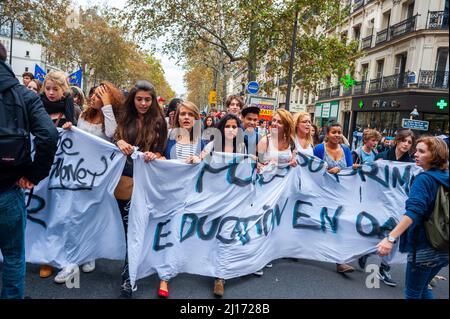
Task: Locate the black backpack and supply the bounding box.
[0,85,31,167]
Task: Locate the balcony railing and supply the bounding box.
[318,88,331,100]
[418,70,449,90]
[353,0,364,12]
[390,14,418,40]
[369,78,382,93]
[381,72,408,92]
[353,81,367,95]
[375,28,389,45]
[361,35,372,49]
[427,11,449,30]
[343,86,352,96]
[330,86,340,97]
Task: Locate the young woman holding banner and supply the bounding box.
[158,101,206,298]
[56,82,124,283]
[377,136,448,299]
[114,80,167,298]
[293,112,314,156]
[200,113,246,298]
[313,123,355,274]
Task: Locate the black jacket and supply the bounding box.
[374,145,414,162]
[0,60,59,190]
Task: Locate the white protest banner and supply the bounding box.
[0,128,127,268]
[128,152,420,285]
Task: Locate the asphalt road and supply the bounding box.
[1,255,448,299]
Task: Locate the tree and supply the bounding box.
[125,0,361,92]
[184,64,214,110]
[264,1,362,94]
[125,0,282,83]
[0,0,69,45]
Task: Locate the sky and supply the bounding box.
[73,0,186,96]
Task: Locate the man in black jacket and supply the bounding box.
[0,44,58,299]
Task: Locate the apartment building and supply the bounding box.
[316,0,448,140]
[0,22,59,83]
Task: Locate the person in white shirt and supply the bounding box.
[293,112,314,156]
[59,81,124,283]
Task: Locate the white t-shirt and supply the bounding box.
[76,105,117,141]
[294,136,314,156]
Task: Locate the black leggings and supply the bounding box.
[117,199,131,287]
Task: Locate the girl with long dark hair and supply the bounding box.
[114,80,167,298]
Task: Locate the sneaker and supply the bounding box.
[119,282,137,298]
[265,263,273,268]
[213,278,225,297]
[358,255,368,269]
[377,265,397,287]
[39,265,53,278]
[429,277,438,287]
[81,261,96,273]
[54,264,79,284]
[253,269,264,276]
[336,263,355,273]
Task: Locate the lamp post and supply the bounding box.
[9,20,13,66]
[409,106,419,119]
[285,9,299,112]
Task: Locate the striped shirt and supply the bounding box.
[175,142,197,160]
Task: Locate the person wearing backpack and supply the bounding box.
[0,44,59,299]
[377,136,449,299]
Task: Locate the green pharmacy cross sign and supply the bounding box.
[359,100,364,109]
[437,99,448,110]
[340,74,356,89]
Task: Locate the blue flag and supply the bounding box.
[34,64,46,83]
[68,69,82,87]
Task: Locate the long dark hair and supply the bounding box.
[114,80,167,153]
[214,113,244,153]
[204,115,215,128]
[311,124,320,146]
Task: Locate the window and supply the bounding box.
[367,19,374,37]
[25,50,29,57]
[407,2,415,19]
[394,53,407,74]
[435,47,449,72]
[435,47,449,88]
[382,10,391,29]
[25,67,28,72]
[353,25,361,41]
[360,64,369,81]
[376,59,384,79]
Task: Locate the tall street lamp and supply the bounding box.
[285,9,299,112]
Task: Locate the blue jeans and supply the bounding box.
[404,259,449,299]
[0,186,26,299]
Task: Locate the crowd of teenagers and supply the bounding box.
[0,43,449,300]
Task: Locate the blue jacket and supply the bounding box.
[165,137,207,160]
[313,143,353,167]
[400,169,449,253]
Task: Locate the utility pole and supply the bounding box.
[9,20,14,66]
[285,9,299,112]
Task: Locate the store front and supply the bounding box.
[351,92,448,138]
[314,101,340,127]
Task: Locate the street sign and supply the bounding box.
[401,118,429,131]
[208,90,217,105]
[246,81,260,94]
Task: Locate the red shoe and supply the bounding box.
[158,288,169,298]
